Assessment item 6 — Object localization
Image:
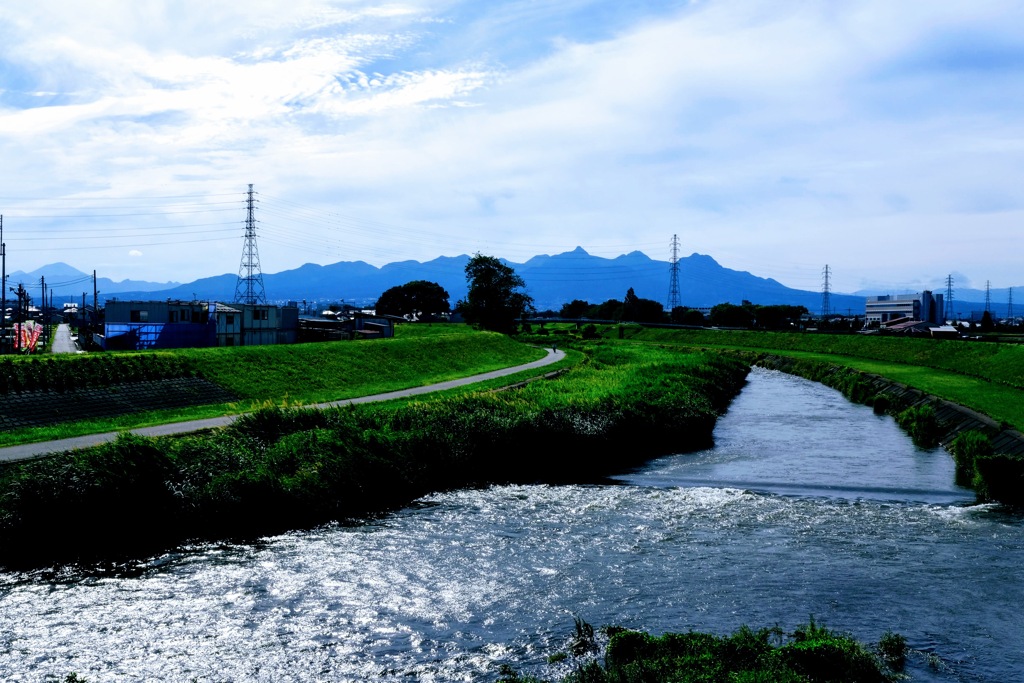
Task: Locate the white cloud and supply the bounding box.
[0,0,1022,293]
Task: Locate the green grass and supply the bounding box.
[0,326,547,447]
[616,328,1024,431]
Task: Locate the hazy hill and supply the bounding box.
[6,263,181,300]
[25,248,881,313]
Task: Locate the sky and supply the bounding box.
[0,0,1021,295]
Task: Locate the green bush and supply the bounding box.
[948,430,992,487]
[895,405,941,448]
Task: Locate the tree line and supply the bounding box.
[375,254,809,332]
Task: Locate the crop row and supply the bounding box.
[0,354,199,394]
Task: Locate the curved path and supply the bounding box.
[0,347,566,463]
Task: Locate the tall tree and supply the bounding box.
[457,254,534,333]
[375,280,450,321]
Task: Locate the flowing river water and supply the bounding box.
[1,367,1022,682]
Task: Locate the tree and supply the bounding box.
[709,302,754,328]
[375,280,451,321]
[457,254,534,333]
[621,287,665,323]
[560,299,591,319]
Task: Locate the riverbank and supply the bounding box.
[752,352,1024,506]
[0,343,749,569]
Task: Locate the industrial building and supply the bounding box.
[865,290,944,326]
[102,300,300,351]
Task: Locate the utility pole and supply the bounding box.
[1,214,6,354]
[945,274,954,322]
[821,265,832,319]
[40,275,45,349]
[234,183,267,305]
[93,270,98,331]
[667,234,681,320]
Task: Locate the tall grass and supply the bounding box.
[0,343,748,568]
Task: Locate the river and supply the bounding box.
[1,367,1021,681]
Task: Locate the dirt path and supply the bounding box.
[0,347,566,463]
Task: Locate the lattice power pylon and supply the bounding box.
[667,234,681,318]
[821,264,832,319]
[944,274,955,321]
[233,183,267,305]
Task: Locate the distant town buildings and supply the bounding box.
[101,299,394,351]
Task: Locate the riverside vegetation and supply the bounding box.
[0,342,748,568]
[500,618,906,683]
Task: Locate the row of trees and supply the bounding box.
[375,255,810,333]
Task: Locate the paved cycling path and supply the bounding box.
[0,347,565,463]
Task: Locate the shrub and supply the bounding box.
[871,393,892,415]
[895,404,941,448]
[948,430,992,487]
[877,630,907,671]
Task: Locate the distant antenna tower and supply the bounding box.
[1009,287,1014,322]
[667,234,681,317]
[984,280,992,313]
[233,183,267,305]
[944,274,954,321]
[821,265,832,318]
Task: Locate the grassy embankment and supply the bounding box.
[619,327,1024,429]
[0,342,748,568]
[0,325,556,447]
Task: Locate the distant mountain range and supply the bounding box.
[6,248,1006,314]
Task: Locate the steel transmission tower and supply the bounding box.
[233,184,267,305]
[944,274,954,321]
[1009,287,1014,322]
[821,265,832,319]
[667,234,681,317]
[985,280,992,313]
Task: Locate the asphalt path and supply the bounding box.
[50,324,80,354]
[0,347,566,463]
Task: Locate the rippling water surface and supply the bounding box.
[1,368,1021,682]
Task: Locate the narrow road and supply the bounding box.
[0,347,566,463]
[50,324,80,354]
